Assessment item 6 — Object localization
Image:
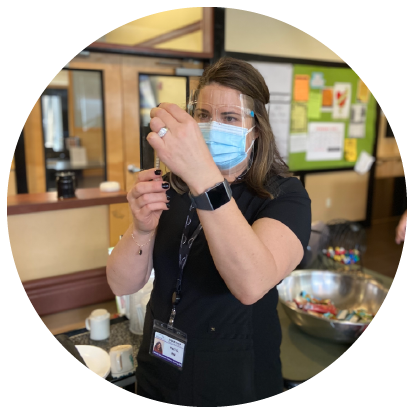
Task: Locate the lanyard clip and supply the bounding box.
[172,291,181,305]
[168,306,176,329]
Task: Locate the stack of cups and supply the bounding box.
[127,271,154,335]
[129,291,146,335]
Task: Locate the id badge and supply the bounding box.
[149,319,187,370]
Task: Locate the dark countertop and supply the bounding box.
[65,267,393,386]
[67,317,142,384]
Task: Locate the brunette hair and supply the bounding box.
[170,57,290,198]
[155,342,162,353]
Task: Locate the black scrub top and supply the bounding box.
[136,173,311,407]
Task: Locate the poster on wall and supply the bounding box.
[344,138,357,162]
[332,83,352,119]
[321,87,333,112]
[306,122,345,161]
[289,133,307,153]
[269,103,291,160]
[308,90,322,119]
[310,72,325,89]
[250,62,293,96]
[293,75,310,101]
[290,102,307,133]
[357,79,370,103]
[348,103,367,138]
[250,62,294,161]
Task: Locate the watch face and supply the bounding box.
[208,182,230,208]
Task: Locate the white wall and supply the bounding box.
[8,206,110,282]
[225,9,344,62]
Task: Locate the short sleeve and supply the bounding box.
[254,177,312,249]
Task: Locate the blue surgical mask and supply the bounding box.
[198,121,255,170]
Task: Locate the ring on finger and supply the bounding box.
[158,127,168,138]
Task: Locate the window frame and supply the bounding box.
[86,8,214,59]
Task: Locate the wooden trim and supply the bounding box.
[7,188,127,215]
[375,158,404,178]
[202,7,214,54]
[86,42,213,59]
[134,21,202,48]
[23,267,114,316]
[67,70,75,136]
[24,99,46,193]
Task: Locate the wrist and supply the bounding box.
[131,223,155,237]
[187,171,224,196]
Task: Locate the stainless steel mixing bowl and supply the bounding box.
[277,270,388,343]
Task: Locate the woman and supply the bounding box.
[107,57,311,406]
[153,342,163,354]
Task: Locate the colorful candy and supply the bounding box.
[289,292,374,323]
[322,246,360,265]
[337,310,348,320]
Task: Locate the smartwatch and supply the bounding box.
[189,179,232,211]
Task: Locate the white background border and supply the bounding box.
[1,1,411,411]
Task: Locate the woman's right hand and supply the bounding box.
[127,168,170,234]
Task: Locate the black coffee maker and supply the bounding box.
[56,172,76,199]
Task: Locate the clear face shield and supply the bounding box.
[188,87,256,179]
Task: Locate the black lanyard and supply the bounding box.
[168,202,203,328]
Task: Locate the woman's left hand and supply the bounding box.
[147,103,223,194]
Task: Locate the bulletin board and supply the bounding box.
[287,64,377,171]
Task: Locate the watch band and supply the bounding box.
[189,179,232,210]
